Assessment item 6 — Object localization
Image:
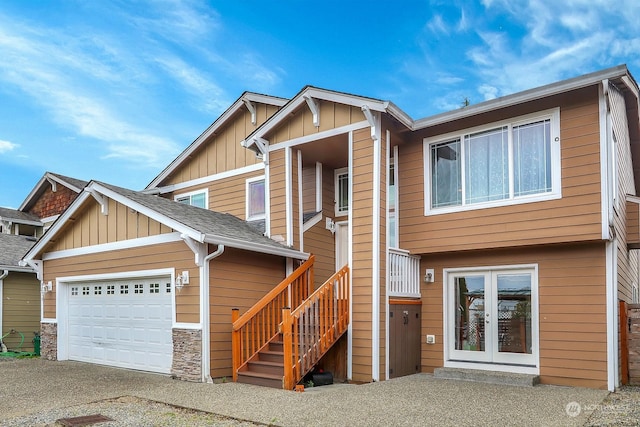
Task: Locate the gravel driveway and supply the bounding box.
[1,358,638,426]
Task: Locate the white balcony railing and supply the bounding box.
[388,248,421,298]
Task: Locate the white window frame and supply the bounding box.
[424,108,561,216]
[174,188,208,209]
[246,175,266,221]
[335,167,349,217]
[443,263,540,375]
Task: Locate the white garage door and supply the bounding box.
[67,277,173,373]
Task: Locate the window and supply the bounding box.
[175,189,208,209]
[425,109,560,214]
[388,156,398,248]
[246,176,266,220]
[335,168,349,216]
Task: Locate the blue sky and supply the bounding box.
[0,0,638,208]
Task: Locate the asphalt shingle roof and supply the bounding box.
[0,207,41,224]
[49,173,88,191]
[0,233,37,269]
[98,182,298,254]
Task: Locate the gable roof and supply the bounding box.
[0,207,42,226]
[19,171,88,213]
[0,233,36,272]
[146,92,288,190]
[24,180,308,262]
[241,85,413,153]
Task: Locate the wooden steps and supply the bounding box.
[236,336,285,389]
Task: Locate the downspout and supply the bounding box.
[201,244,225,383]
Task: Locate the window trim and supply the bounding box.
[335,167,349,217]
[174,188,209,209]
[424,108,561,216]
[246,175,266,221]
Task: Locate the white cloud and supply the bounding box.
[427,15,449,35]
[0,140,18,153]
[478,84,499,101]
[154,55,229,114]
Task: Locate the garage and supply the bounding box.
[66,277,173,373]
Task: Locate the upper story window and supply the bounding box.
[246,176,266,220]
[425,108,561,215]
[335,168,349,216]
[175,189,208,209]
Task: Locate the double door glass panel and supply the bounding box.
[450,269,535,365]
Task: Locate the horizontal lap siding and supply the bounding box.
[47,199,173,253]
[269,150,287,242]
[421,243,608,389]
[165,105,276,186]
[2,272,40,351]
[351,128,374,381]
[209,248,286,378]
[42,242,198,323]
[610,83,639,303]
[303,164,337,285]
[399,89,603,254]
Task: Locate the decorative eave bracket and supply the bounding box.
[361,105,379,142]
[304,95,320,127]
[46,177,58,193]
[181,233,206,267]
[87,189,109,215]
[243,98,257,126]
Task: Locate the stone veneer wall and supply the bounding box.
[40,322,58,361]
[171,328,202,381]
[629,304,640,384]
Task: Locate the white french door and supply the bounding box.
[447,266,538,367]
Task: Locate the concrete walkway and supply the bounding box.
[1,359,610,426]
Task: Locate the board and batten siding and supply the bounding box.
[164,104,277,186]
[46,198,173,253]
[399,87,604,254]
[209,248,286,378]
[421,243,608,389]
[270,102,365,144]
[42,242,199,324]
[1,272,40,351]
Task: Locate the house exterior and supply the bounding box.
[22,65,640,391]
[1,172,87,353]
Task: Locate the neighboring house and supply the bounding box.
[22,65,640,392]
[0,233,39,352]
[0,172,87,352]
[19,172,88,234]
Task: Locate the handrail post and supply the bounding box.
[231,308,240,382]
[282,307,293,390]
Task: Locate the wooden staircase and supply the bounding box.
[232,256,350,390]
[237,335,285,388]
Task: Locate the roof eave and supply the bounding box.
[0,265,35,273]
[242,86,394,151]
[204,233,309,260]
[413,64,631,130]
[147,92,288,190]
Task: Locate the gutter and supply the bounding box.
[0,270,8,281]
[203,233,309,260]
[201,245,225,383]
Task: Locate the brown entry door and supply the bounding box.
[389,301,421,378]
